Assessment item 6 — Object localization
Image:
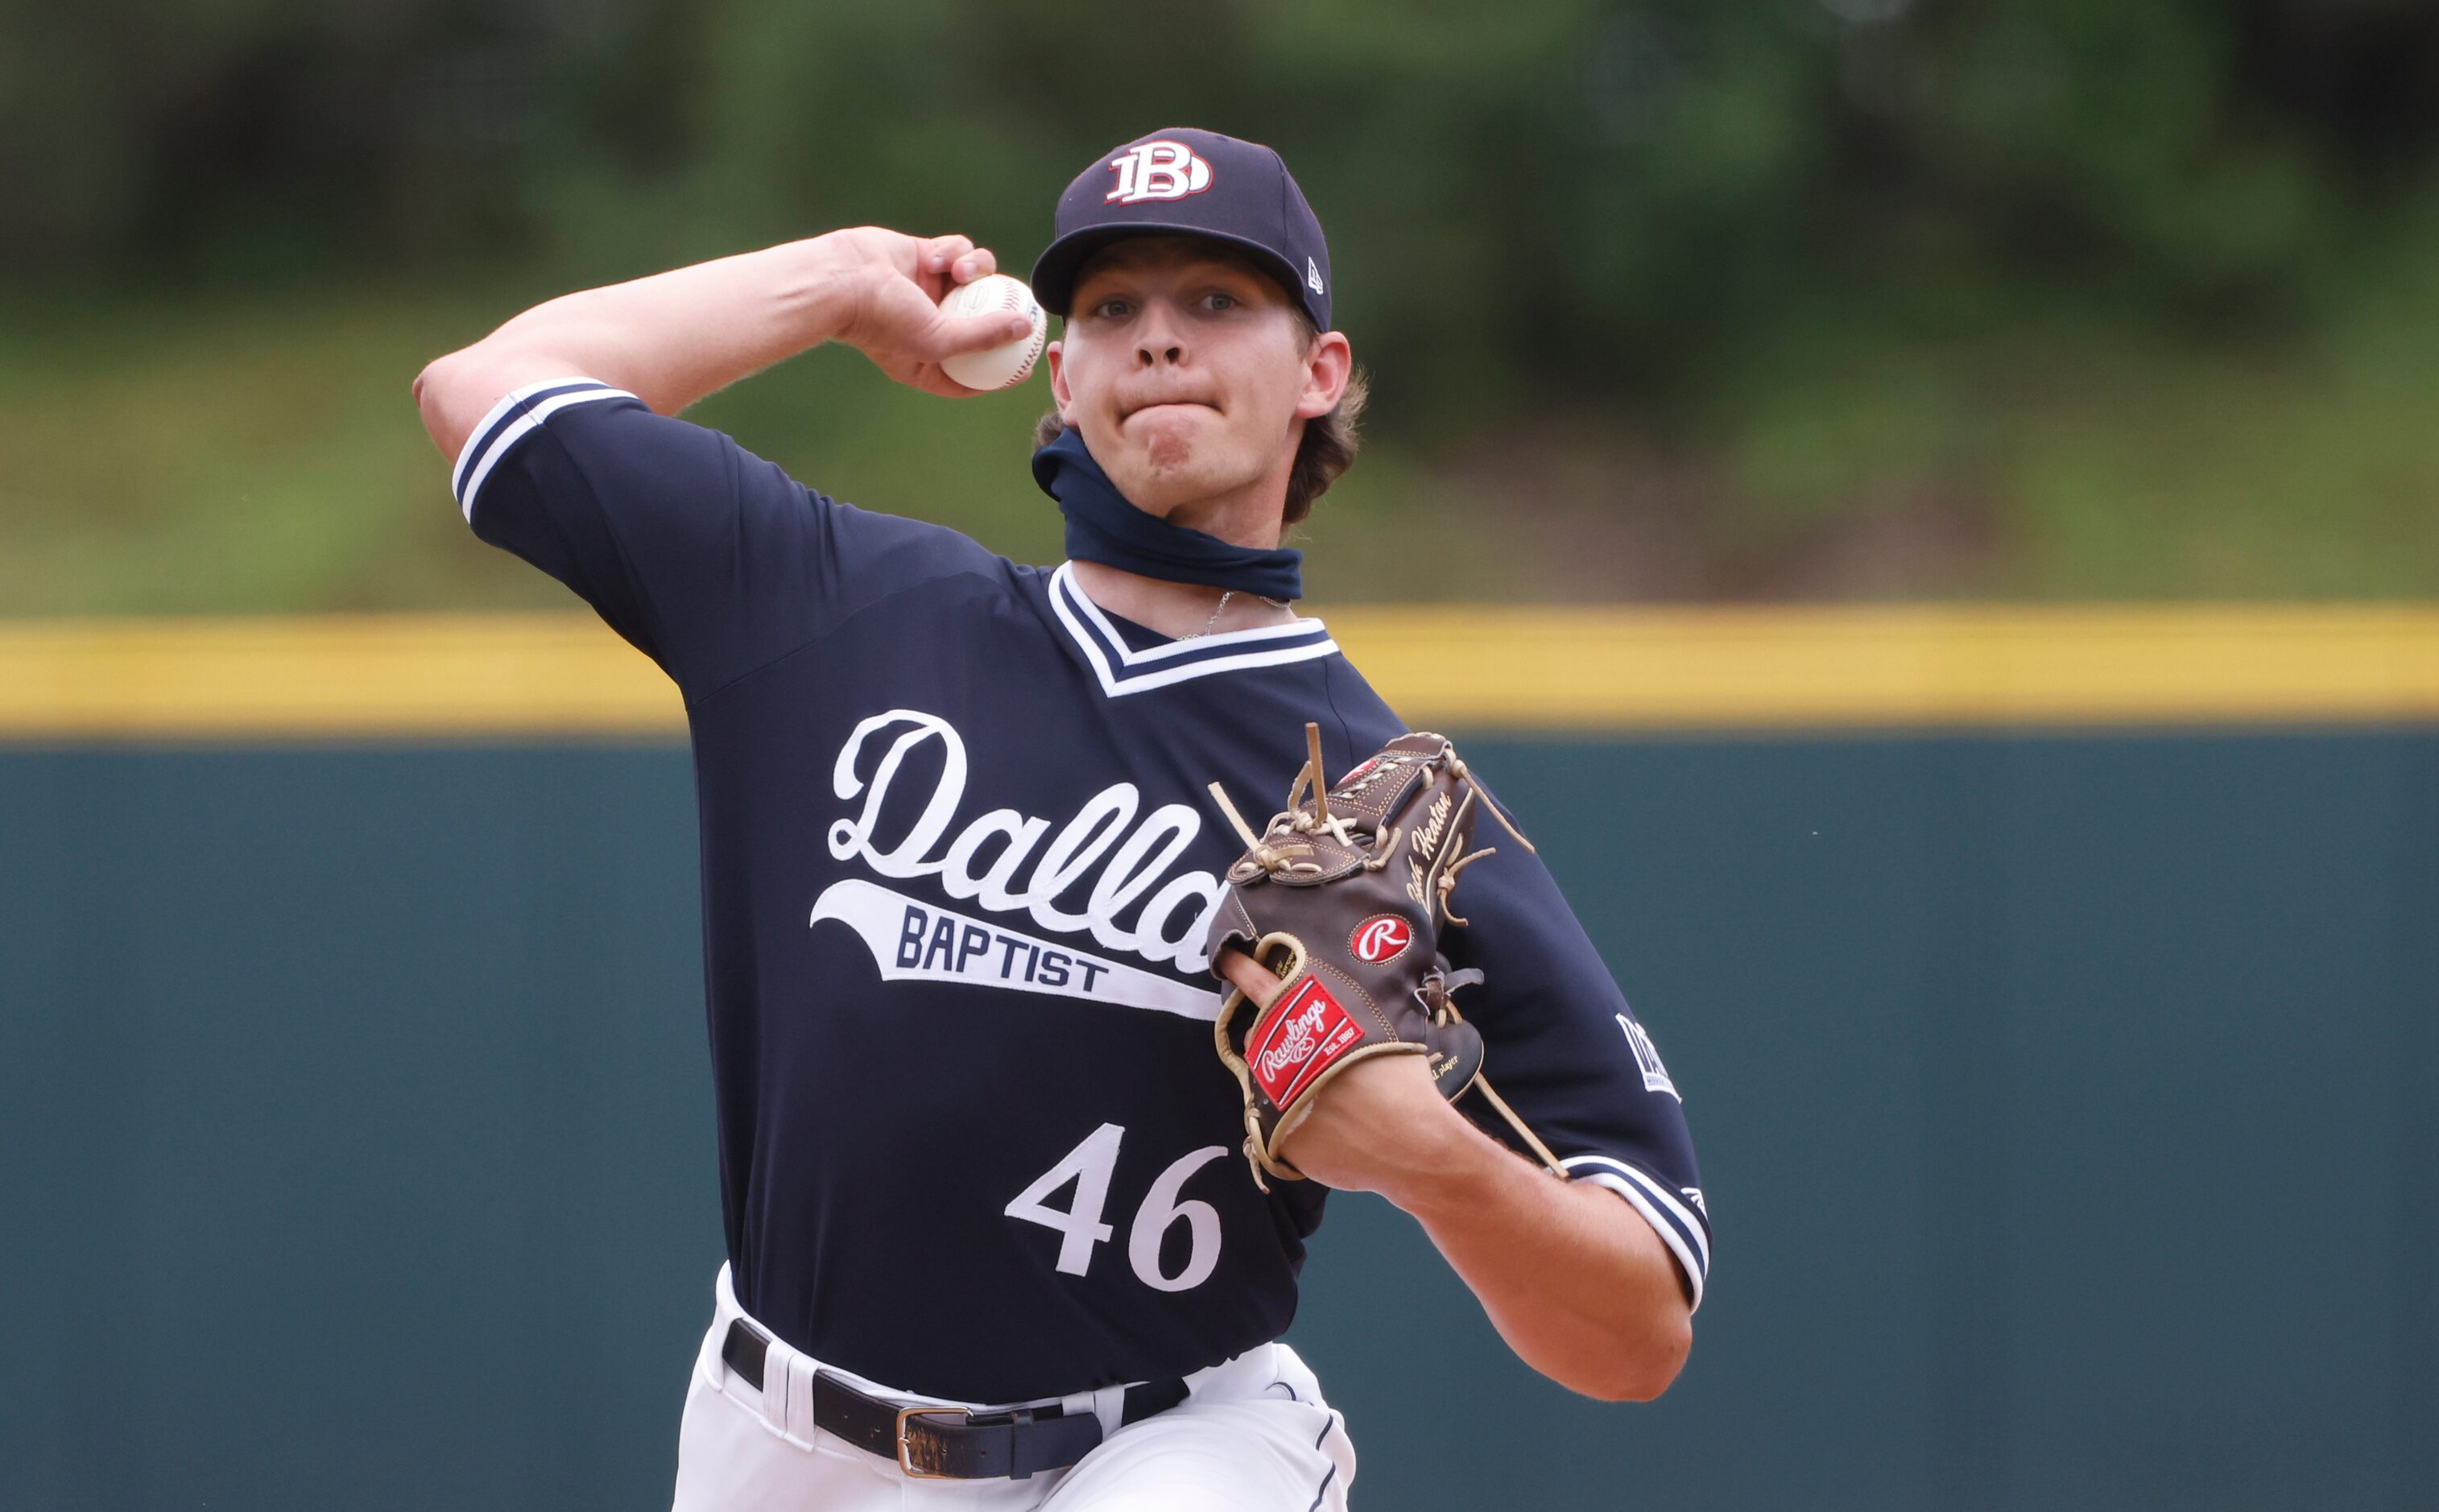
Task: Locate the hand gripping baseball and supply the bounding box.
[1204,725,1566,1190]
[821,228,1040,398]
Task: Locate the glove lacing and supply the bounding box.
[1205,727,1571,1184]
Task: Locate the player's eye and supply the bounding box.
[1093,297,1133,319]
[1202,291,1238,312]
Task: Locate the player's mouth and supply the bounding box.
[1119,399,1220,423]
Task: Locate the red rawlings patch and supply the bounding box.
[1349,914,1413,965]
[1246,979,1362,1106]
[1332,756,1382,794]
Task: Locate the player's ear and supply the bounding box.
[1047,339,1074,426]
[1292,331,1352,421]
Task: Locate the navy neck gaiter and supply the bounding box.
[1031,426,1304,602]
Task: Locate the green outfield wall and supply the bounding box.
[5,725,2433,1510]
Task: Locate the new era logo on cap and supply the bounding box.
[1032,126,1335,332]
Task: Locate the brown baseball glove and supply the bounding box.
[1204,724,1565,1189]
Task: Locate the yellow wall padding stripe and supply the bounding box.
[0,616,677,741]
[2,606,2436,739]
[1337,605,2439,729]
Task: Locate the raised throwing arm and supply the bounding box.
[411,229,1036,461]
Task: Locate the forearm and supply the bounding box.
[415,238,855,451]
[1213,949,1694,1400]
[1381,1113,1692,1402]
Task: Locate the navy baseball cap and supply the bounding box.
[1031,127,1333,332]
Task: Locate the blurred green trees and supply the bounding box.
[6,1,2439,608]
[15,2,2439,384]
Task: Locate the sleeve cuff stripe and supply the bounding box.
[450,378,635,521]
[1562,1155,1710,1271]
[450,378,604,496]
[1577,1173,1706,1312]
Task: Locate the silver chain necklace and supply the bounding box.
[1188,589,1286,639]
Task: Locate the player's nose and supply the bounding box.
[1131,298,1189,368]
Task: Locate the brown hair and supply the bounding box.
[1031,292,1369,527]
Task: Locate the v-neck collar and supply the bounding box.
[1046,562,1338,698]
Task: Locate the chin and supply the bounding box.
[1090,411,1263,515]
[1111,452,1246,516]
[1107,468,1200,517]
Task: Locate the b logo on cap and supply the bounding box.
[1106,141,1213,204]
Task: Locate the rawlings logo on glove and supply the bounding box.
[1248,980,1362,1103]
[1349,915,1411,964]
[1203,724,1565,1189]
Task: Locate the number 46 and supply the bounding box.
[1004,1124,1228,1292]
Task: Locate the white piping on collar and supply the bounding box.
[1056,562,1325,663]
[1049,563,1338,697]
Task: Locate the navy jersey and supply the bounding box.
[450,378,1709,1404]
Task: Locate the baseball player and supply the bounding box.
[413,127,1705,1510]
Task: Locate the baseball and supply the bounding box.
[938,274,1048,391]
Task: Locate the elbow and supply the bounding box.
[412,349,460,455]
[416,342,544,463]
[1579,1311,1692,1404]
[413,348,486,459]
[410,351,444,415]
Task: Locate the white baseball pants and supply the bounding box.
[671,1266,1355,1511]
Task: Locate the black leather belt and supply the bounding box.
[721,1318,1188,1480]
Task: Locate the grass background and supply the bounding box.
[10,231,2438,619]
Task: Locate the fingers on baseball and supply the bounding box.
[929,308,1036,357]
[924,235,995,282]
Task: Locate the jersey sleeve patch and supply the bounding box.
[1562,1153,1710,1312]
[450,377,639,521]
